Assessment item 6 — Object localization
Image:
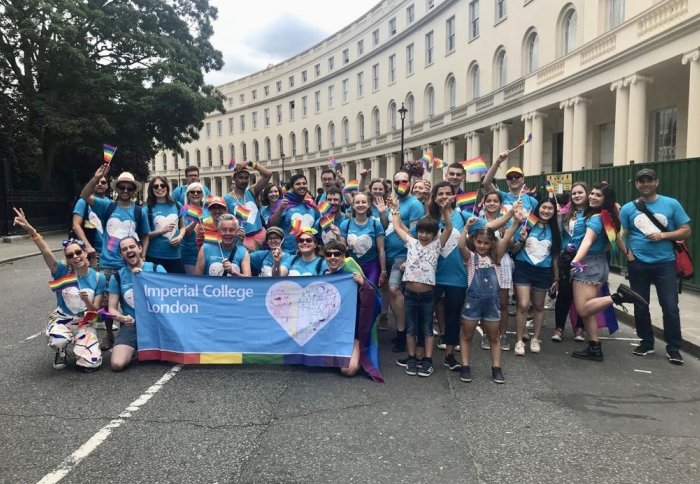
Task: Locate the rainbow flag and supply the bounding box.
[317,201,332,216]
[342,257,366,278]
[420,154,433,172]
[98,308,117,319]
[600,209,618,255]
[103,144,117,164]
[48,273,79,292]
[433,156,444,170]
[320,215,334,231]
[520,133,533,145]
[544,180,555,199]
[395,180,409,196]
[455,191,478,210]
[203,229,221,245]
[461,156,488,175]
[227,158,236,169]
[290,219,302,235]
[234,204,251,222]
[180,204,203,221]
[525,211,539,230]
[200,215,215,230]
[329,156,339,170]
[343,179,359,192]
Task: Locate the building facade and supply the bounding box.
[152,0,700,195]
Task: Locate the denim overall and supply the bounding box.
[463,256,501,321]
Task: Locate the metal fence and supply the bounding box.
[1,189,74,236]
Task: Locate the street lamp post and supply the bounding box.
[280,152,286,186]
[398,103,408,168]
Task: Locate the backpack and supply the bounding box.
[68,201,97,246]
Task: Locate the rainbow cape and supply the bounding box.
[461,156,488,175]
[395,180,409,196]
[320,215,334,231]
[48,273,79,292]
[103,144,117,164]
[234,204,251,222]
[600,210,618,255]
[343,179,360,192]
[569,283,618,334]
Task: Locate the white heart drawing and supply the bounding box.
[265,280,341,346]
[86,211,104,234]
[124,288,135,309]
[153,214,178,239]
[61,286,94,314]
[347,233,373,258]
[209,262,240,276]
[290,212,315,231]
[106,218,135,239]
[321,229,338,245]
[244,201,259,225]
[525,237,552,265]
[439,229,460,258]
[633,213,667,235]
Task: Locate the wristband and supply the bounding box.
[247,160,257,170]
[31,232,42,240]
[570,261,587,273]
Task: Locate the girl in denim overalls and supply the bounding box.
[457,205,523,384]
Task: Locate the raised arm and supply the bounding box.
[458,220,473,264]
[481,151,509,192]
[438,201,453,248]
[80,164,110,206]
[389,198,410,243]
[13,207,58,272]
[249,162,273,197]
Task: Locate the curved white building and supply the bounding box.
[153,0,700,194]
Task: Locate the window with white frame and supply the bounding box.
[406,4,415,24]
[328,56,334,71]
[228,98,233,107]
[389,102,397,131]
[342,79,349,103]
[263,108,270,127]
[329,122,336,148]
[447,76,456,109]
[196,149,201,167]
[289,100,295,121]
[277,136,283,158]
[358,113,365,142]
[389,54,396,83]
[495,0,506,22]
[563,8,577,55]
[389,17,397,36]
[606,0,624,31]
[276,105,282,124]
[425,31,434,65]
[372,29,379,46]
[228,117,234,135]
[342,118,350,145]
[372,108,380,137]
[252,111,258,129]
[216,120,222,137]
[241,143,247,160]
[303,130,309,153]
[426,86,435,118]
[407,95,415,124]
[265,138,271,161]
[495,49,507,88]
[252,89,257,100]
[239,115,245,132]
[276,81,282,93]
[205,122,211,139]
[469,1,479,40]
[218,146,224,165]
[446,16,455,53]
[357,71,364,97]
[652,107,677,161]
[207,148,212,166]
[357,39,364,56]
[302,96,308,116]
[314,63,321,77]
[229,145,234,161]
[239,93,245,103]
[264,85,269,96]
[343,49,349,64]
[302,70,307,83]
[315,126,322,151]
[289,75,295,88]
[406,43,414,75]
[314,90,321,113]
[290,133,297,156]
[470,64,480,99]
[372,64,379,91]
[328,85,335,108]
[253,141,259,161]
[525,31,538,73]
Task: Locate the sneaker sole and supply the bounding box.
[418,372,433,377]
[500,346,511,351]
[396,360,408,367]
[633,350,655,356]
[492,378,505,384]
[405,369,418,376]
[459,377,473,382]
[53,364,67,370]
[666,353,684,365]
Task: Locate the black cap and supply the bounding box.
[635,168,657,180]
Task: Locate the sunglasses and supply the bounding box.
[506,175,523,181]
[393,180,409,185]
[117,185,135,192]
[298,237,315,244]
[97,180,108,185]
[152,183,167,189]
[189,190,203,195]
[65,249,84,259]
[324,251,343,257]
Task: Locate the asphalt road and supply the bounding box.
[1,256,698,483]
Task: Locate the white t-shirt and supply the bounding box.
[402,238,441,286]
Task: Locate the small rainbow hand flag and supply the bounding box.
[78,311,99,328]
[600,209,619,255]
[290,219,303,235]
[317,201,332,216]
[97,308,117,319]
[200,215,216,230]
[520,133,533,146]
[525,211,539,230]
[395,180,409,196]
[329,156,339,170]
[544,180,555,199]
[48,273,79,292]
[342,257,366,278]
[343,179,359,192]
[180,204,203,222]
[234,204,251,222]
[320,215,334,231]
[203,229,221,245]
[420,154,432,173]
[461,156,488,175]
[227,158,236,169]
[431,156,444,170]
[455,191,478,210]
[103,144,117,164]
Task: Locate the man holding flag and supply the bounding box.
[481,152,538,215]
[224,160,273,251]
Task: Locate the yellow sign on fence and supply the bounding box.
[546,173,572,193]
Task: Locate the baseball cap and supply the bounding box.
[635,168,658,180]
[505,167,524,177]
[207,196,227,208]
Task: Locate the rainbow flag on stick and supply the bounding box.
[234,204,251,222]
[203,229,221,245]
[342,257,366,278]
[180,204,203,222]
[320,215,334,232]
[455,191,478,211]
[420,154,432,173]
[395,180,409,196]
[520,133,533,146]
[227,158,236,169]
[525,212,539,230]
[329,157,339,170]
[290,219,303,235]
[461,156,488,175]
[431,156,444,170]
[103,144,117,164]
[48,273,79,292]
[544,180,555,198]
[317,201,332,216]
[343,179,359,192]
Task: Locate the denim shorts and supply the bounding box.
[462,294,501,322]
[388,257,406,289]
[114,324,137,349]
[571,253,609,286]
[513,260,552,291]
[404,288,435,338]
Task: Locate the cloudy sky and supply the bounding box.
[205,0,380,86]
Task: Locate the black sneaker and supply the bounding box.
[396,356,408,367]
[53,349,67,370]
[612,284,649,307]
[571,341,604,362]
[406,357,418,376]
[666,350,684,365]
[633,343,656,356]
[436,334,446,350]
[418,359,434,377]
[444,353,461,371]
[459,365,473,382]
[491,366,505,384]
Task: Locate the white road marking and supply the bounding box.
[633,369,652,374]
[37,364,183,484]
[1,331,44,349]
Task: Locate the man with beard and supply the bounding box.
[72,174,108,268]
[277,174,320,253]
[108,236,166,371]
[224,161,273,251]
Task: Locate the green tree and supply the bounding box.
[0,0,225,189]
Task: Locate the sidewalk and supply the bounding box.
[1,232,65,264]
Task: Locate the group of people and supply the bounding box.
[15,151,691,381]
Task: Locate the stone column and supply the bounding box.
[472,131,481,159]
[498,123,510,178]
[560,99,574,171]
[521,115,532,174]
[571,97,590,172]
[683,49,700,157]
[530,112,545,175]
[385,153,398,179]
[625,74,653,164]
[302,169,311,189]
[444,139,456,166]
[491,124,501,176]
[341,161,351,183]
[465,133,473,159]
[610,79,629,166]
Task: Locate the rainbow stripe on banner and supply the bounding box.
[395,180,409,196]
[48,273,79,292]
[320,215,334,231]
[103,144,117,164]
[343,179,359,192]
[234,204,251,221]
[461,156,488,175]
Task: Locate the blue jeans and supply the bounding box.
[627,259,682,352]
[404,289,435,339]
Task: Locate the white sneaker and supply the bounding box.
[525,319,534,330]
[514,341,525,356]
[480,334,490,350]
[530,338,541,354]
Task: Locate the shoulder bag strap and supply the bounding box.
[633,198,668,233]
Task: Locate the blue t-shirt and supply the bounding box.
[201,243,248,277]
[73,197,105,252]
[180,205,210,266]
[370,205,389,226]
[315,212,348,245]
[436,211,468,288]
[249,249,292,276]
[385,195,425,260]
[144,202,182,260]
[224,188,264,235]
[499,190,538,228]
[340,217,385,263]
[260,205,273,226]
[172,184,211,205]
[280,204,320,253]
[108,262,166,318]
[620,195,691,264]
[582,214,609,255]
[283,255,329,276]
[51,262,106,316]
[91,198,150,270]
[516,224,555,268]
[561,210,586,250]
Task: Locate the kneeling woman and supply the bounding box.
[13,208,105,372]
[195,214,251,277]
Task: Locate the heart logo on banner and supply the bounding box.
[525,238,552,265]
[62,286,93,314]
[266,280,341,346]
[347,234,372,258]
[153,214,178,239]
